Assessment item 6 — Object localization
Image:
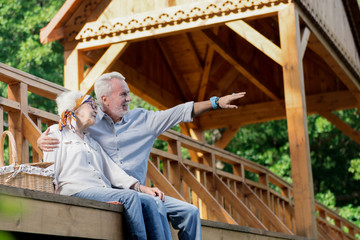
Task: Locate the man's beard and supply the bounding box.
[115,104,129,118]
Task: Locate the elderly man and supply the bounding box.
[39,72,246,240]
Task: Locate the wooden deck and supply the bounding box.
[0,185,310,240]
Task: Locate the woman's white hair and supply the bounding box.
[56,91,84,116]
[94,72,125,107]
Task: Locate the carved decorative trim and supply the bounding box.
[76,0,290,41]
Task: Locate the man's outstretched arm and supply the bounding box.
[37,127,60,152]
[192,92,246,118]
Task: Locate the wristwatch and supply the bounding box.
[210,96,220,109]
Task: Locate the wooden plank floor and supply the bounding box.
[0,185,311,240]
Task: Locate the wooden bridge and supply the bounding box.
[1,0,360,239]
[0,62,359,239]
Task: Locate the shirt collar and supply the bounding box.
[98,107,129,124]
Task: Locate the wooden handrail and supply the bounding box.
[0,62,359,239]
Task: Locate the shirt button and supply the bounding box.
[120,161,123,164]
[88,162,90,164]
[117,148,119,151]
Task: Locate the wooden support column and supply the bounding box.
[0,106,3,135]
[279,4,317,238]
[8,83,28,163]
[64,48,83,90]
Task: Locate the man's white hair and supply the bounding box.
[94,72,126,107]
[56,91,84,116]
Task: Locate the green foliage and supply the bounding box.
[316,190,336,210]
[0,0,65,113]
[349,158,360,180]
[0,0,64,82]
[339,204,360,228]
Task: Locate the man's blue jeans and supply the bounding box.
[164,196,202,240]
[72,187,171,240]
[138,194,202,240]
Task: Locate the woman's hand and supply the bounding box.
[140,185,165,202]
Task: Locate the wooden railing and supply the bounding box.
[0,62,359,239]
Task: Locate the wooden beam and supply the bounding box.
[226,20,283,66]
[198,91,357,129]
[239,181,293,234]
[279,4,317,238]
[7,83,28,163]
[214,125,241,149]
[185,33,203,73]
[179,162,237,224]
[200,29,279,101]
[79,42,129,95]
[300,27,311,60]
[197,45,215,101]
[198,26,219,102]
[0,63,67,100]
[0,191,124,239]
[320,111,360,145]
[305,17,360,100]
[213,175,268,230]
[22,113,43,159]
[64,48,83,91]
[75,2,289,50]
[156,39,193,101]
[147,160,185,201]
[113,60,183,110]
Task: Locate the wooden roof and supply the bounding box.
[39,1,360,131]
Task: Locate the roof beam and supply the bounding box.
[319,111,360,145]
[113,60,183,110]
[79,42,129,94]
[300,27,311,60]
[156,39,193,101]
[200,29,279,101]
[197,45,214,101]
[225,20,283,66]
[214,125,241,149]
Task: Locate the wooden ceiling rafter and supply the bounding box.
[156,38,193,101]
[197,44,215,102]
[225,20,283,66]
[300,27,311,60]
[79,42,129,95]
[113,60,182,111]
[184,33,203,73]
[200,28,280,101]
[197,27,220,102]
[301,12,360,105]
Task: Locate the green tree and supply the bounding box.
[0,0,65,114]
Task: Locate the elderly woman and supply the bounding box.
[43,91,171,240]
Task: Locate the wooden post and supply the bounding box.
[279,4,317,238]
[64,48,83,90]
[8,82,28,163]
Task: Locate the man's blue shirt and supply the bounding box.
[88,102,194,184]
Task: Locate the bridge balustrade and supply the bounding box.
[0,63,359,240]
